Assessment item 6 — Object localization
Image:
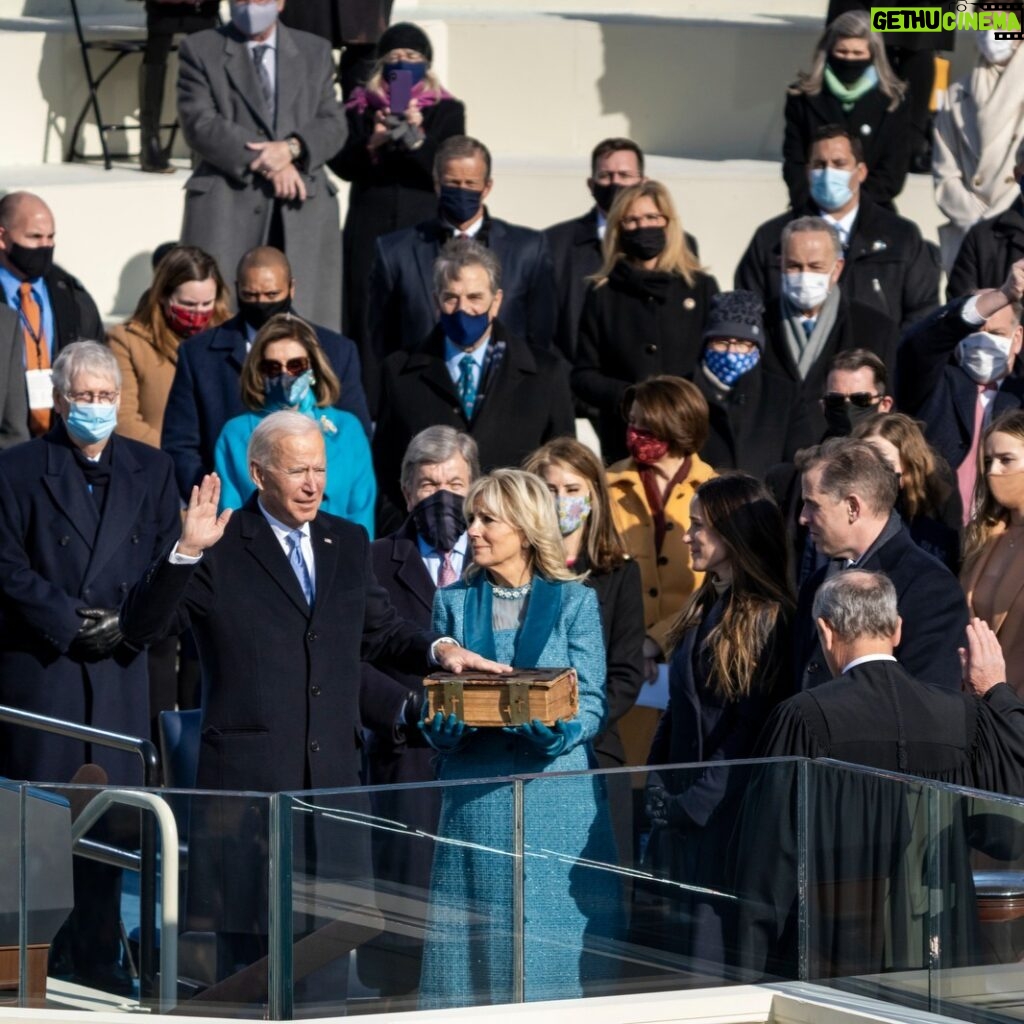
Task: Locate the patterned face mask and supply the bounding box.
[555,494,591,536]
[703,348,761,387]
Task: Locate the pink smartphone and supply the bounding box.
[387,68,414,114]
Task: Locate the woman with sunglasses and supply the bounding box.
[213,314,376,534]
[572,180,719,461]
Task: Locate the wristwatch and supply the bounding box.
[286,136,302,162]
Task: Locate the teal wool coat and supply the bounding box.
[419,574,623,1007]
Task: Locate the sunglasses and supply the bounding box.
[822,392,881,410]
[259,357,310,378]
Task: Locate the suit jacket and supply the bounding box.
[120,495,433,934]
[366,213,558,397]
[763,291,900,439]
[783,87,911,211]
[177,24,347,330]
[692,363,815,480]
[948,197,1024,299]
[0,306,29,450]
[898,296,1024,473]
[161,312,370,499]
[0,428,180,785]
[795,521,969,691]
[279,0,390,47]
[372,321,576,529]
[734,196,939,330]
[543,208,702,364]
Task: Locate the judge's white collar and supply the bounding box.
[842,653,897,674]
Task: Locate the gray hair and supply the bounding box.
[812,570,899,640]
[52,341,121,395]
[432,238,502,298]
[400,425,480,494]
[247,410,321,469]
[781,216,842,263]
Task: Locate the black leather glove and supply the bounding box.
[402,689,425,730]
[644,772,692,829]
[71,608,124,659]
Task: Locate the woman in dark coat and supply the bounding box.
[572,180,719,461]
[644,474,794,974]
[330,23,465,342]
[783,10,911,210]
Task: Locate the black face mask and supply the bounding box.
[590,181,622,215]
[823,400,878,437]
[411,489,467,553]
[827,54,873,86]
[5,242,54,281]
[619,226,666,261]
[238,296,292,331]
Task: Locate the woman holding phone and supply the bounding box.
[330,23,465,342]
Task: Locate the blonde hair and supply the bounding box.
[464,469,581,583]
[591,181,705,287]
[964,410,1024,566]
[790,10,906,111]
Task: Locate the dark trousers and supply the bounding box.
[887,46,936,153]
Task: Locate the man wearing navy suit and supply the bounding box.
[366,135,557,413]
[899,259,1024,522]
[120,412,504,1001]
[161,245,370,500]
[0,341,180,992]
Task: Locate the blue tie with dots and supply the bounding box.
[458,354,477,419]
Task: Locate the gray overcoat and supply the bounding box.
[177,24,346,330]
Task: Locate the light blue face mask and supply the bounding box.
[265,369,314,410]
[65,402,118,445]
[810,167,855,212]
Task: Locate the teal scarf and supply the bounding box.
[823,64,878,111]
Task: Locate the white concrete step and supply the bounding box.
[0,156,944,324]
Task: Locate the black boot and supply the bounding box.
[139,61,173,173]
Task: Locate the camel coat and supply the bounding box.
[962,522,1024,696]
[108,322,177,449]
[606,453,717,654]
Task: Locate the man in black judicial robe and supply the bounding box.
[733,571,1024,984]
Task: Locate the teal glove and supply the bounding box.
[504,718,584,757]
[420,711,476,752]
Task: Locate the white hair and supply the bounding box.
[52,341,121,395]
[812,570,899,639]
[246,410,321,469]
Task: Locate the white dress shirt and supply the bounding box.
[842,653,897,674]
[417,531,469,586]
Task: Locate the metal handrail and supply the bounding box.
[0,704,161,998]
[72,790,179,1013]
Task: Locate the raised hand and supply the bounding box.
[960,617,1008,697]
[179,473,232,557]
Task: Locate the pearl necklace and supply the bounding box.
[490,580,533,600]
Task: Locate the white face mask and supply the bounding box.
[976,30,1017,66]
[781,271,832,312]
[957,330,1014,384]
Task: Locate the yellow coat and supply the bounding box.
[607,453,717,654]
[107,321,177,449]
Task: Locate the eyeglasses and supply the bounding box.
[65,390,119,405]
[822,392,882,410]
[594,171,642,186]
[620,213,667,230]
[706,339,758,354]
[258,357,310,378]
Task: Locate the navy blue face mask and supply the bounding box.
[384,60,427,86]
[440,309,491,349]
[438,185,483,225]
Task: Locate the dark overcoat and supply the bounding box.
[571,260,720,461]
[734,195,939,330]
[783,88,911,211]
[280,0,392,47]
[947,198,1024,299]
[794,522,969,692]
[0,428,180,784]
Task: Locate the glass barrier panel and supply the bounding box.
[285,778,517,1017]
[22,784,274,1018]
